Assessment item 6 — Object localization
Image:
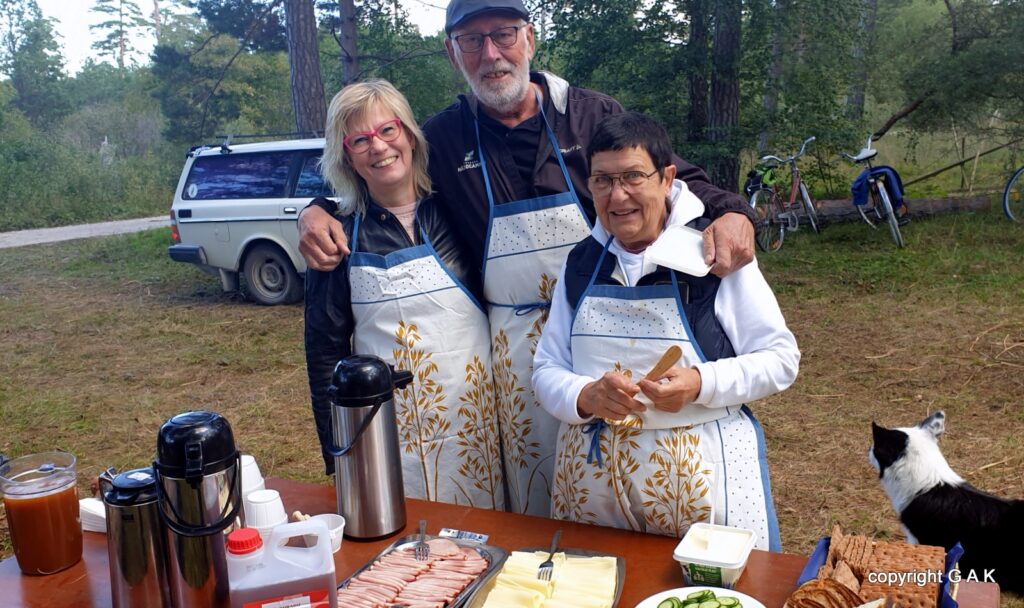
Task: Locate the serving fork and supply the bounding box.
[536,529,562,581]
[413,519,431,562]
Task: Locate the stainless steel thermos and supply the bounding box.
[153,411,242,608]
[328,355,412,539]
[101,467,172,608]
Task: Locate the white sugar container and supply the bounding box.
[673,523,756,589]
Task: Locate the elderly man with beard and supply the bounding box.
[298,0,758,517]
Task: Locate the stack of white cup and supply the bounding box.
[244,489,288,541]
[240,455,285,540]
[240,454,265,498]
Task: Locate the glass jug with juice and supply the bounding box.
[0,451,83,575]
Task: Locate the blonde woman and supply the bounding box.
[304,80,504,509]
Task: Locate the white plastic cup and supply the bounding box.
[244,489,287,541]
[240,454,265,498]
[309,513,345,553]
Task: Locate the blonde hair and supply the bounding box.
[320,79,431,215]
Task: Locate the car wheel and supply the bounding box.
[242,243,303,305]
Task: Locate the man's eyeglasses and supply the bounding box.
[343,118,403,153]
[587,169,661,194]
[451,25,524,53]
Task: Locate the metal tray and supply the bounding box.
[462,546,625,608]
[338,533,509,608]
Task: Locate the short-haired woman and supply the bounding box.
[305,80,503,509]
[533,112,799,550]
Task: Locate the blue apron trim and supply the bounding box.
[349,206,485,314]
[416,216,487,314]
[490,191,580,218]
[570,333,689,342]
[742,405,782,552]
[582,418,607,468]
[584,283,680,301]
[671,272,707,363]
[346,212,363,275]
[349,245,432,269]
[537,94,580,204]
[486,241,577,263]
[715,418,729,527]
[351,285,462,306]
[570,235,613,330]
[477,89,589,283]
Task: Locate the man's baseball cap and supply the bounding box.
[445,0,530,34]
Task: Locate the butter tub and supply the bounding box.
[673,523,757,589]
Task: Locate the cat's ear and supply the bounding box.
[917,411,945,439]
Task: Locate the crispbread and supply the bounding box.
[831,560,860,594]
[785,525,947,608]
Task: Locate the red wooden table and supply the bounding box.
[0,477,1000,607]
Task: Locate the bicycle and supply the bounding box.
[1003,164,1024,221]
[841,134,905,248]
[744,136,820,252]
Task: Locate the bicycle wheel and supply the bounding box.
[798,182,820,233]
[1003,165,1024,222]
[750,189,785,252]
[874,184,904,248]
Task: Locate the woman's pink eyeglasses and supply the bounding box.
[343,118,403,153]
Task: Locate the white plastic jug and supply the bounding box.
[226,519,337,608]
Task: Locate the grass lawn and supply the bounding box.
[0,207,1022,605]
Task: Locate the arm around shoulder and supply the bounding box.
[693,259,800,407]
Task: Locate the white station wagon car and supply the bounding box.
[168,138,336,305]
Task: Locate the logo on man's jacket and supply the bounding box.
[458,149,480,173]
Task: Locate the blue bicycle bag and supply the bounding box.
[852,165,905,209]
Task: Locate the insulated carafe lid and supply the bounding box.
[329,355,413,407]
[103,467,159,506]
[154,411,238,482]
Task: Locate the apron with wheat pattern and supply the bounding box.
[477,100,591,516]
[552,236,780,550]
[347,212,504,509]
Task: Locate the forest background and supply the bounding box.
[2,0,1024,232]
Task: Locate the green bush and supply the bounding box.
[0,127,179,231]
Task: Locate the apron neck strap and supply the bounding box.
[583,235,614,295]
[474,87,578,215]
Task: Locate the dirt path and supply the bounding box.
[0,216,169,249]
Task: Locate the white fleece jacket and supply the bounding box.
[532,179,801,424]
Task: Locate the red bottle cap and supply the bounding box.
[227,528,263,555]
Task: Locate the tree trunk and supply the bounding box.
[708,0,741,191]
[758,0,784,153]
[685,0,710,143]
[118,2,126,70]
[339,0,359,84]
[846,0,876,121]
[152,0,161,38]
[285,0,327,136]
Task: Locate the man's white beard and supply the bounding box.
[460,57,531,115]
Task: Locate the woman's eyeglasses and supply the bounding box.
[587,169,661,194]
[343,118,403,153]
[451,25,523,53]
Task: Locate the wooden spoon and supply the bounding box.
[643,345,683,381]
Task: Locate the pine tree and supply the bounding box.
[0,0,70,126]
[90,0,149,70]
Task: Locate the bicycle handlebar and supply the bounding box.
[760,136,815,166]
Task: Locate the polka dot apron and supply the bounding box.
[552,236,780,550]
[477,97,591,516]
[347,213,504,509]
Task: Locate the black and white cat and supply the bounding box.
[869,411,1023,594]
